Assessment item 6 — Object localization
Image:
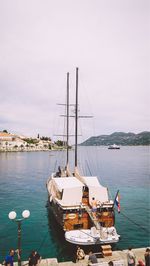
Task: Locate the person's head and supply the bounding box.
[108,261,114,266]
[146,248,150,253]
[9,249,15,256]
[128,246,132,251]
[31,250,36,256]
[138,260,144,266]
[89,251,93,255]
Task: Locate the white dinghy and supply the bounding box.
[65,226,120,245]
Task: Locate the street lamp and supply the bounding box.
[8,210,30,266]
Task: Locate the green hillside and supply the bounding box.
[80,131,150,146]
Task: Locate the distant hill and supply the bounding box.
[80,131,150,146]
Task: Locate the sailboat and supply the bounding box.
[46,68,120,245]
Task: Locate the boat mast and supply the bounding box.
[75,67,78,168]
[66,72,69,168]
[74,68,91,182]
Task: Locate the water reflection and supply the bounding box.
[46,201,77,262]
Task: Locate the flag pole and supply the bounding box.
[113,189,119,208]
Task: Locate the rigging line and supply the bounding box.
[85,159,93,176]
[120,207,150,211]
[46,152,54,180]
[115,208,149,234]
[91,146,114,200]
[38,230,49,252]
[54,160,57,172]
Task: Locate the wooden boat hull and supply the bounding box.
[47,197,116,232]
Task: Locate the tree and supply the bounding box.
[3,129,8,133]
[5,141,8,150]
[44,144,48,149]
[41,136,51,141]
[24,138,39,144]
[55,140,63,146]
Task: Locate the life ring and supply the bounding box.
[102,212,109,216]
[67,213,76,219]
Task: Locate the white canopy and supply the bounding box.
[83,176,109,203]
[48,176,109,207]
[53,177,84,207]
[53,177,83,191]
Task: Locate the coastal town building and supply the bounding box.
[0,131,53,152]
[0,132,26,151]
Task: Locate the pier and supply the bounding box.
[10,247,147,266]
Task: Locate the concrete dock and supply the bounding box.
[11,247,148,266]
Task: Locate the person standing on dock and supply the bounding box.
[127,247,136,266]
[28,251,41,266]
[3,249,20,266]
[108,261,114,266]
[137,259,145,266]
[145,248,150,266]
[76,246,85,261]
[88,251,98,264]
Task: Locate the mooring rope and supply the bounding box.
[115,207,149,234]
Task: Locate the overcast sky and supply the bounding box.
[0,0,149,142]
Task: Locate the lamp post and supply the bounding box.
[8,210,30,266]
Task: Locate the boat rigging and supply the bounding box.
[46,68,120,245]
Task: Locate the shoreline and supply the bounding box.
[10,247,148,266]
[0,145,149,153]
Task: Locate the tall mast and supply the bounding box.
[74,67,91,183]
[66,72,69,167]
[75,67,78,168]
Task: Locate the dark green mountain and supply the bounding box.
[80,131,150,146]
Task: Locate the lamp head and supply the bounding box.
[8,211,17,220]
[22,210,30,219]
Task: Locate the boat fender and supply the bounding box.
[50,195,53,202]
[112,228,116,236]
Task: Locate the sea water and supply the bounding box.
[0,146,149,262]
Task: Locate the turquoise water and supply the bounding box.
[0,146,149,262]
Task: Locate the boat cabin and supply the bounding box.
[47,175,115,231]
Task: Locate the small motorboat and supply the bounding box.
[108,144,120,149]
[65,226,120,245]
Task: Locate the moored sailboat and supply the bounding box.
[46,68,120,245]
